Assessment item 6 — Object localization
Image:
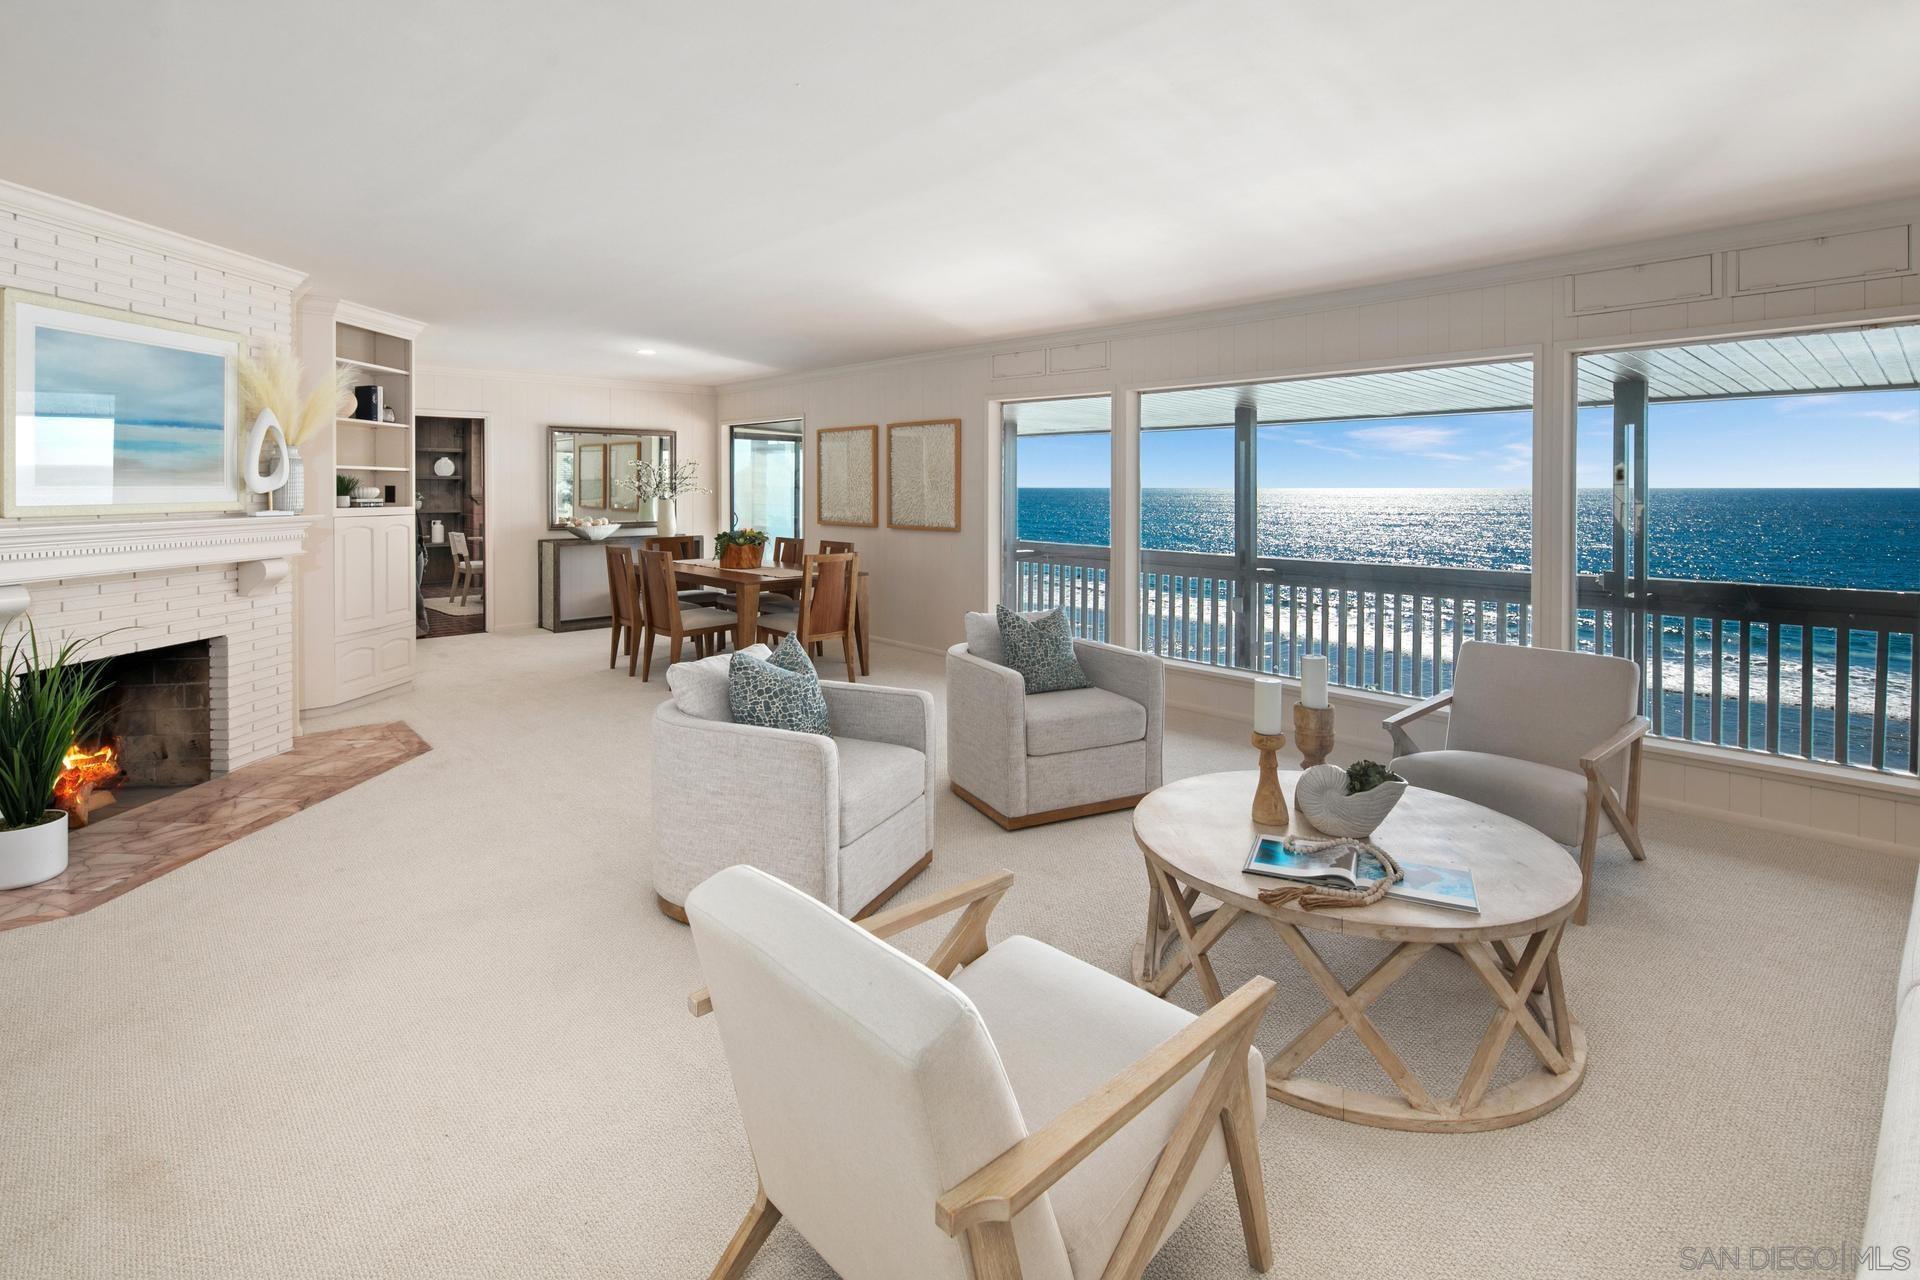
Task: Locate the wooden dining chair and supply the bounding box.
[604,543,644,676]
[771,536,804,568]
[646,535,730,610]
[756,552,858,682]
[635,548,738,680]
[818,538,856,555]
[449,531,484,605]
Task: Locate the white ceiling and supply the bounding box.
[6,1,1920,386]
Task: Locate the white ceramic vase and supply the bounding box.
[657,500,678,537]
[284,447,305,512]
[0,810,69,890]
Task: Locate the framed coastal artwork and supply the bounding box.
[607,440,639,511]
[886,418,961,531]
[577,442,607,509]
[816,424,878,527]
[1,288,244,517]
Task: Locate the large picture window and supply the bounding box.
[1001,396,1112,639]
[728,419,802,540]
[1136,360,1535,695]
[1575,323,1919,772]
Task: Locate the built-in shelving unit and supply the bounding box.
[293,296,427,714]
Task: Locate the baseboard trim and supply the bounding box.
[1639,795,1920,863]
[951,783,1145,830]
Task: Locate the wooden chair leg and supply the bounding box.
[640,627,656,682]
[609,619,621,669]
[710,1187,782,1280]
[669,634,684,666]
[842,634,859,683]
[1575,774,1603,926]
[1220,1069,1273,1272]
[628,625,642,677]
[962,1221,1024,1280]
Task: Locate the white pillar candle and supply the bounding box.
[1253,677,1283,736]
[1301,655,1329,710]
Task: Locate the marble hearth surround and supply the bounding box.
[0,516,312,773]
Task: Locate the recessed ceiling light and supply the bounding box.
[636,348,657,356]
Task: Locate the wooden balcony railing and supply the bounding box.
[1009,539,1918,775]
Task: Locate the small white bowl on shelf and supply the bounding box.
[564,522,623,542]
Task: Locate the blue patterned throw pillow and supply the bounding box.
[996,604,1091,694]
[729,634,830,735]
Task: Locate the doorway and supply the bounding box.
[729,419,802,538]
[417,414,487,638]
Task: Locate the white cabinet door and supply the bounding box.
[375,518,415,629]
[333,520,379,634]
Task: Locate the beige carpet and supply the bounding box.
[0,628,1912,1279]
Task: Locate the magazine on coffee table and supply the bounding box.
[1244,835,1479,913]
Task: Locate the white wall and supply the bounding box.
[414,368,717,631]
[718,196,1920,856]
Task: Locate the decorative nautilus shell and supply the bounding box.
[1294,763,1408,838]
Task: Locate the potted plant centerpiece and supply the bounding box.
[0,628,111,890]
[625,459,708,537]
[715,527,769,569]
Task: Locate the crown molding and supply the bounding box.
[718,191,1920,396]
[414,362,717,399]
[293,293,427,340]
[0,178,308,291]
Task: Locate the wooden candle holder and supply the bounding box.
[1293,704,1335,769]
[1251,731,1289,828]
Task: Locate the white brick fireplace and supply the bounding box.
[0,517,312,773]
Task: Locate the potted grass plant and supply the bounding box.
[715,526,769,568]
[0,627,110,889]
[335,472,356,508]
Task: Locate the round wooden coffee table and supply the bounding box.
[1132,770,1587,1133]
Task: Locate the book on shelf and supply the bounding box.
[1243,835,1479,913]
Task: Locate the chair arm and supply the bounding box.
[1579,715,1650,776]
[652,703,838,910]
[934,975,1276,1237]
[1383,691,1453,758]
[946,645,1030,816]
[690,869,1016,1016]
[822,681,934,755]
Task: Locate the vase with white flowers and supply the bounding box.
[235,348,354,514]
[625,459,709,537]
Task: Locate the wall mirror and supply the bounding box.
[547,426,675,529]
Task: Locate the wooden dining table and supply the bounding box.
[667,558,872,675]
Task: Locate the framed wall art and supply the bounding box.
[577,442,607,509]
[886,418,961,532]
[1,287,244,517]
[815,423,878,528]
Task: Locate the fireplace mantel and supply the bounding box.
[0,514,314,630]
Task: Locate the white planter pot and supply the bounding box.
[337,495,351,508]
[0,810,69,890]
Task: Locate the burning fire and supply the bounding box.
[53,741,124,827]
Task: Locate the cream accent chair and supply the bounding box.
[686,865,1275,1280]
[1384,640,1648,925]
[946,612,1164,829]
[651,648,935,922]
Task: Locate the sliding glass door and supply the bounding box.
[729,420,802,539]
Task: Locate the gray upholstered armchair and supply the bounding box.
[651,648,935,922]
[946,612,1164,829]
[1383,640,1648,925]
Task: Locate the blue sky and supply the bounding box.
[1017,389,1920,488]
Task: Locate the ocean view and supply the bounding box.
[1012,486,1919,766]
[1017,486,1920,590]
